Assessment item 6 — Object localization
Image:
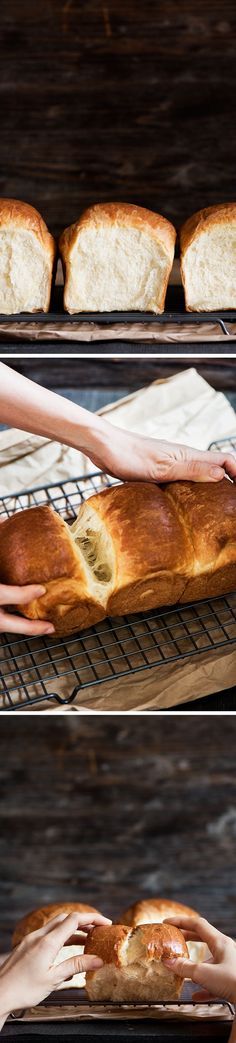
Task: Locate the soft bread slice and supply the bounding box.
[0,198,56,313]
[180,203,236,311]
[59,203,176,314]
[12,902,101,989]
[85,923,188,1001]
[120,898,206,964]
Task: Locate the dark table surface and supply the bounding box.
[1,1017,233,1042]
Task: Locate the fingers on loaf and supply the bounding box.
[12,902,101,990]
[0,479,235,635]
[59,202,176,314]
[84,923,188,1001]
[120,898,206,964]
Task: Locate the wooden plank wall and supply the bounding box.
[4,358,236,395]
[0,716,235,952]
[1,1,236,237]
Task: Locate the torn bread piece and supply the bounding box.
[85,923,188,1001]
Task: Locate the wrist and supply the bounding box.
[65,407,112,462]
[0,976,13,1025]
[0,1014,9,1029]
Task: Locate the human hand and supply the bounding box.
[89,423,236,484]
[162,915,236,1004]
[0,911,111,1024]
[0,583,55,636]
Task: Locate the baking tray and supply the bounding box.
[0,286,235,337]
[0,450,236,711]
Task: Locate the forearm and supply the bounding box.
[0,363,109,458]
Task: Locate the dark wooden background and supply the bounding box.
[0,716,235,953]
[1,0,236,237]
[4,356,236,394]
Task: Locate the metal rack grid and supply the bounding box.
[0,441,236,711]
[10,999,235,1020]
[0,286,234,336]
[208,433,236,453]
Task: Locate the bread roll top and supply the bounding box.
[180,203,236,258]
[84,922,188,966]
[59,203,176,262]
[0,506,79,587]
[120,898,198,927]
[0,198,55,256]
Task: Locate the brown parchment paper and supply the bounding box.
[10,1002,233,1023]
[1,640,235,713]
[0,320,236,344]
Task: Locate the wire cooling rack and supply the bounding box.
[10,998,235,1019]
[0,445,236,711]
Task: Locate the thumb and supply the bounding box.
[163,956,203,983]
[1,583,46,606]
[52,953,103,984]
[170,459,226,483]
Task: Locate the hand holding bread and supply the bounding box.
[0,911,111,1027]
[162,914,236,1005]
[96,427,236,484]
[0,580,54,636]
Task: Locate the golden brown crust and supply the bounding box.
[85,925,130,967]
[12,902,100,948]
[85,922,188,966]
[165,478,236,602]
[84,482,193,616]
[180,203,236,258]
[59,202,176,263]
[120,898,199,927]
[0,198,56,264]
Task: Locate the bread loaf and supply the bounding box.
[0,199,56,313]
[180,203,236,311]
[59,203,176,314]
[0,478,235,636]
[85,923,188,1001]
[12,902,101,989]
[120,899,205,964]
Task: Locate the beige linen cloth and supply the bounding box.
[0,367,236,712]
